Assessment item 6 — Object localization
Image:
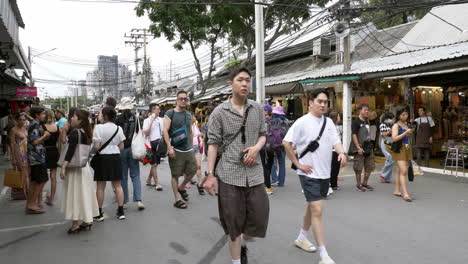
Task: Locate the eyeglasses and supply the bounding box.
[178,97,189,102]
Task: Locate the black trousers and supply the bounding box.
[330,151,340,188]
[260,149,274,188]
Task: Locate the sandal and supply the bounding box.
[155,185,163,191]
[146,183,155,187]
[173,200,187,209]
[79,223,93,231]
[403,196,412,202]
[25,208,45,214]
[393,192,402,197]
[197,185,205,195]
[178,188,189,201]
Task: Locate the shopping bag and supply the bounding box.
[131,117,146,159]
[3,169,23,189]
[411,160,424,176]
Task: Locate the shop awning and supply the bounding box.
[300,76,362,84]
[382,66,468,80]
[265,82,302,95]
[0,71,28,86]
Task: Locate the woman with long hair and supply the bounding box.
[391,107,414,202]
[92,107,126,221]
[9,113,29,199]
[61,109,99,234]
[42,109,61,205]
[191,114,205,195]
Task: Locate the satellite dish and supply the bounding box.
[335,22,350,38]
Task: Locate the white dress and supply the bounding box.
[61,164,99,223]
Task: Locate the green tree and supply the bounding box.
[357,0,430,29]
[136,0,229,95]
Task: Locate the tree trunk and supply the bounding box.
[187,39,204,92]
[200,30,221,96]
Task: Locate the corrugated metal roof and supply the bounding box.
[266,40,468,85]
[392,3,468,53]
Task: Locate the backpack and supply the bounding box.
[266,117,289,152]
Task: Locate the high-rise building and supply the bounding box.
[97,55,119,100]
[86,69,101,100]
[118,64,133,98]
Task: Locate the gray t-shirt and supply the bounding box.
[165,109,193,151]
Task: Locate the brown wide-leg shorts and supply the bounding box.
[217,179,270,241]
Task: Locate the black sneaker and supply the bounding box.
[356,185,366,192]
[93,215,104,222]
[361,184,374,191]
[241,246,248,264]
[116,211,126,220]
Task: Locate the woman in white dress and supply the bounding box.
[60,109,99,234]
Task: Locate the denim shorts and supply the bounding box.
[299,175,329,202]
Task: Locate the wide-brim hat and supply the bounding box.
[272,106,286,116]
[118,97,134,110]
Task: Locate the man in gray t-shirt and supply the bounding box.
[163,90,197,209]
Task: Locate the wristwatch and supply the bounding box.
[205,170,214,176]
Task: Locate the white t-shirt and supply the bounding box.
[143,117,164,141]
[415,116,435,127]
[283,114,341,179]
[92,123,126,154]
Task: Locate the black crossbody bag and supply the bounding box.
[214,107,251,174]
[90,127,119,170]
[291,117,327,170]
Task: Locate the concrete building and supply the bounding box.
[118,64,133,98]
[97,55,118,101]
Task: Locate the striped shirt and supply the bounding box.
[379,123,391,133]
[207,98,266,187]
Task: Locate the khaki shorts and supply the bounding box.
[353,153,376,174]
[168,149,198,178]
[218,179,270,241]
[392,144,413,161]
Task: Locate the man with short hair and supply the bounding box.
[105,97,117,109]
[204,68,269,264]
[348,104,375,192]
[283,89,346,264]
[144,103,164,191]
[26,106,50,214]
[163,90,197,209]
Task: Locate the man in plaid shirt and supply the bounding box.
[204,68,269,264]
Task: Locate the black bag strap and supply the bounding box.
[221,106,251,152]
[167,109,187,134]
[96,126,119,154]
[298,116,327,159]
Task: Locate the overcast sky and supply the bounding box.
[18,0,198,97]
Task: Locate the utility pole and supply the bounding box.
[255,0,265,104]
[341,0,353,152]
[169,61,173,82]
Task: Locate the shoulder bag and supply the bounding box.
[57,129,91,168]
[155,118,168,157]
[291,116,327,170]
[131,115,146,159]
[90,126,119,170]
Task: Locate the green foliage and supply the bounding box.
[41,96,95,110]
[357,0,430,29]
[225,59,241,69]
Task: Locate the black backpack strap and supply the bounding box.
[221,106,251,152]
[316,116,327,140]
[96,126,119,154]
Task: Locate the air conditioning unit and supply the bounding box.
[312,38,331,58]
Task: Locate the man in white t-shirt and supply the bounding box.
[143,103,164,191]
[283,89,347,264]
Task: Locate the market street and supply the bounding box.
[1,159,468,264]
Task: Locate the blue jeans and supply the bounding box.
[121,147,142,203]
[270,148,286,185]
[380,138,394,181]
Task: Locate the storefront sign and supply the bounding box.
[16,87,37,97]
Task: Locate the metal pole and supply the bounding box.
[342,0,352,152]
[255,0,265,104]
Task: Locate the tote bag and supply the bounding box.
[57,129,91,168]
[131,116,146,159]
[3,168,23,188]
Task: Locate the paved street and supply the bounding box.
[1,158,468,264]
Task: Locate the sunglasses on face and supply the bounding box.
[178,97,189,102]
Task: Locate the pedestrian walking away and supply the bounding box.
[60,109,99,234]
[329,112,343,192]
[261,104,274,195]
[391,107,414,202]
[268,105,289,188]
[204,67,269,264]
[191,113,205,195]
[92,107,127,220]
[348,104,376,192]
[115,97,145,211]
[283,89,346,264]
[26,106,51,214]
[163,90,198,209]
[414,107,435,167]
[379,112,395,183]
[42,109,61,206]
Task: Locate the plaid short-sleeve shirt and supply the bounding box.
[207,98,266,187]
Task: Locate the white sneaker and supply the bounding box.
[137,201,145,211]
[327,187,333,196]
[319,256,336,264]
[294,238,317,252]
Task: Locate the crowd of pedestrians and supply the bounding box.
[1,66,426,264]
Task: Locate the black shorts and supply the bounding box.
[150,140,161,165]
[217,179,270,241]
[299,175,329,202]
[30,164,49,183]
